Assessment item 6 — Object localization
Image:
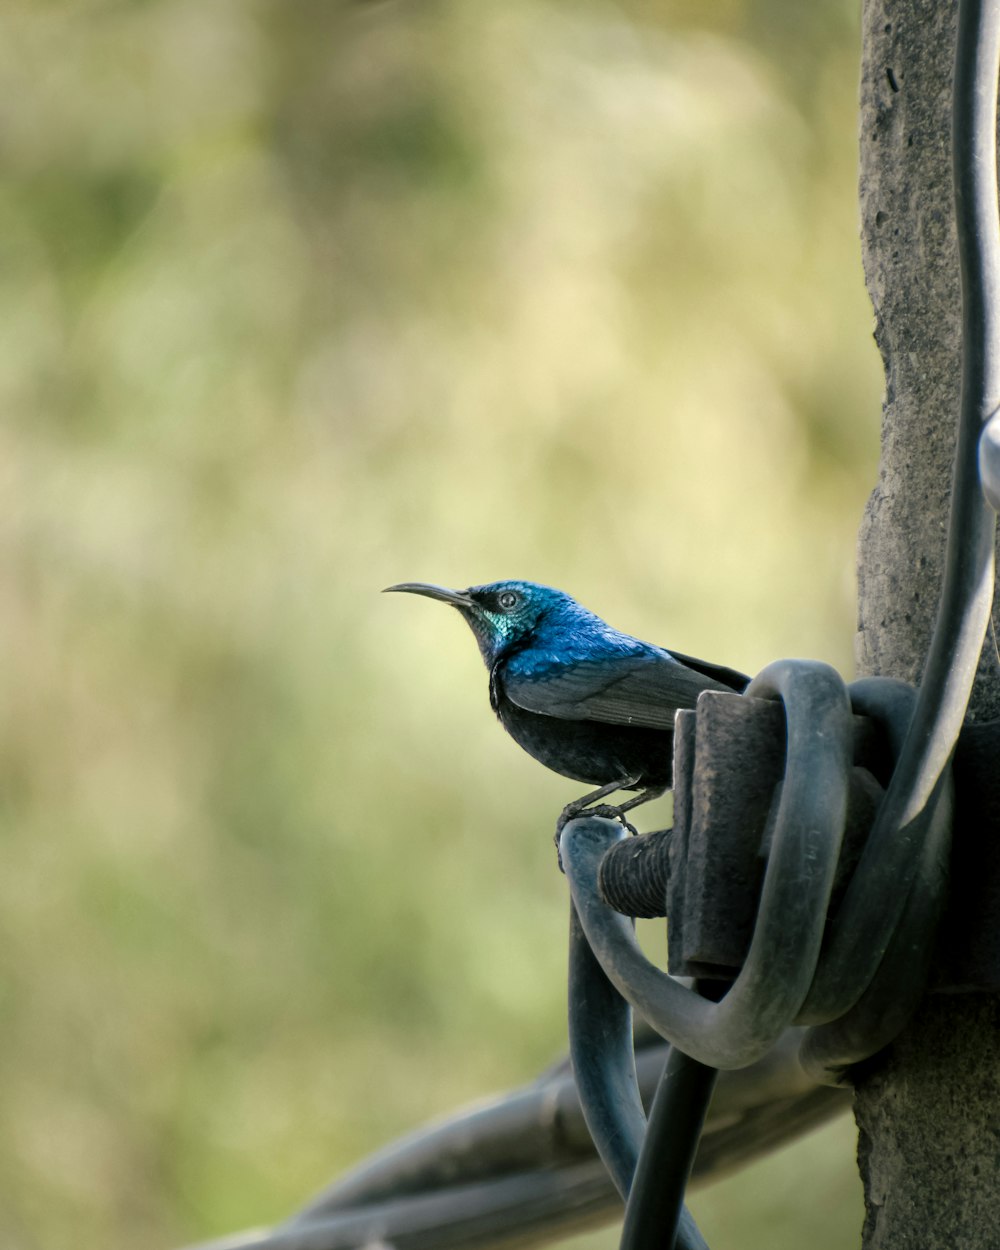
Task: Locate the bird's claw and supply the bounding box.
[554,802,638,845]
[554,775,647,868]
[583,804,639,836]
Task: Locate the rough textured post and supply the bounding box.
[856,1,1000,1245]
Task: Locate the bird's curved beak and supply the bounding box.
[383,582,475,609]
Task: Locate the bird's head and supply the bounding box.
[384,579,569,666]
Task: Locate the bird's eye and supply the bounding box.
[498,590,519,611]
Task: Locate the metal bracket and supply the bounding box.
[598,689,1000,992]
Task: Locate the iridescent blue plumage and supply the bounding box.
[384,579,749,827]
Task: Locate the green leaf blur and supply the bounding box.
[1,1,878,1247]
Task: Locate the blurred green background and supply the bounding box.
[1,1,882,1247]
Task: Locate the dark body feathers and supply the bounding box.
[492,689,681,788]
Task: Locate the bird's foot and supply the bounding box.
[582,804,639,836]
[554,777,644,870]
[556,776,640,832]
[553,804,637,873]
[553,797,638,861]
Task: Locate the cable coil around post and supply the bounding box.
[561,660,854,1073]
[561,667,957,1250]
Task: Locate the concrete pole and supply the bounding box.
[855,0,1000,1244]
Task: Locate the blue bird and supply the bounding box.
[384,580,749,830]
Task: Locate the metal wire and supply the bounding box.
[181,1029,846,1250]
[967,0,1000,510]
[567,902,711,1250]
[619,1045,717,1250]
[567,900,646,1200]
[798,680,953,1082]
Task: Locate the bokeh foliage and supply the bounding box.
[2,1,880,1247]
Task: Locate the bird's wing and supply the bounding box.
[502,652,736,730]
[664,649,751,693]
